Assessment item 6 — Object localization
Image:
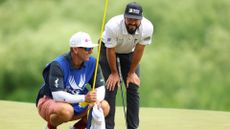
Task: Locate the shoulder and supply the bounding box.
[107,15,123,24]
[45,54,66,69]
[106,15,123,30]
[51,54,70,71]
[141,17,154,35]
[42,55,65,78]
[49,61,61,69]
[54,54,68,64]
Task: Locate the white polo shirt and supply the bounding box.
[102,15,154,54]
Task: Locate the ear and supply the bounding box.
[72,47,79,54]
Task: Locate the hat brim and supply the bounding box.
[76,43,98,48]
[124,14,142,20]
[70,43,98,48]
[85,43,98,48]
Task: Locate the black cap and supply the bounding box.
[124,2,143,20]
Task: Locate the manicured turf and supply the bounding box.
[1,100,230,129]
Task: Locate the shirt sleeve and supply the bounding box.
[52,91,85,103]
[48,61,65,92]
[103,24,117,48]
[139,19,154,45]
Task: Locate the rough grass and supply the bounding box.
[1,100,230,129]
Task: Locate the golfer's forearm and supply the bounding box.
[52,91,85,103]
[106,48,118,74]
[129,44,145,74]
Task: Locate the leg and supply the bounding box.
[104,87,118,129]
[72,116,87,129]
[119,54,140,129]
[126,83,140,129]
[70,109,89,129]
[37,96,75,127]
[99,43,117,129]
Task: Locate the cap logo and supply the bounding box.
[85,39,90,42]
[128,8,140,14]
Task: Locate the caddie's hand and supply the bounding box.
[85,91,97,103]
[106,72,120,91]
[126,72,140,87]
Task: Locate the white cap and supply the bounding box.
[69,32,98,48]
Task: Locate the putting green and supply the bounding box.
[1,100,230,129]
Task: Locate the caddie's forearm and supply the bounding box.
[129,44,145,74]
[106,48,118,74]
[52,91,85,103]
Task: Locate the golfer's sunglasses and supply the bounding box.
[80,47,93,52]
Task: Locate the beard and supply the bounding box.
[125,24,138,35]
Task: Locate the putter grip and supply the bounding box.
[116,57,122,83]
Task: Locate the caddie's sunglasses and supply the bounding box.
[80,47,93,52]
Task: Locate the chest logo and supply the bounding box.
[54,78,59,88]
[68,74,86,89]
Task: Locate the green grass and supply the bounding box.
[1,100,230,129]
[0,0,230,111]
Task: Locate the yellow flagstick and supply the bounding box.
[92,0,109,91]
[87,0,109,122]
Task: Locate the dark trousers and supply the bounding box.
[99,43,140,129]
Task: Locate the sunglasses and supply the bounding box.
[80,47,93,52]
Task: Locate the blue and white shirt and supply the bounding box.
[36,52,105,106]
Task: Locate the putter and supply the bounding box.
[116,57,128,129]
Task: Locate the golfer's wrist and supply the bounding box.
[111,70,118,74]
[128,71,135,76]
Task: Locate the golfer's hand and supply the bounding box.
[126,72,140,87]
[106,73,120,91]
[85,91,97,103]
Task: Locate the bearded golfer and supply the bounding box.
[99,2,154,129]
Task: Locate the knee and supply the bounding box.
[101,100,110,117]
[127,83,139,92]
[55,103,74,121]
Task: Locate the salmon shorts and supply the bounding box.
[37,96,88,122]
[37,96,59,122]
